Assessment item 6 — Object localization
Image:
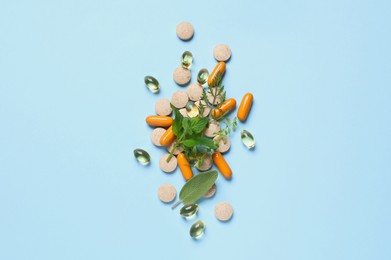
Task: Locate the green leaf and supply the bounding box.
[171,104,183,136]
[182,118,192,135]
[189,117,209,134]
[182,136,217,149]
[179,170,218,204]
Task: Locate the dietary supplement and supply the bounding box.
[208,61,226,86]
[237,93,253,122]
[189,220,205,239]
[212,151,232,179]
[145,116,173,127]
[213,44,232,62]
[214,202,233,221]
[144,75,160,93]
[176,22,194,41]
[211,98,237,120]
[158,184,177,203]
[204,183,217,198]
[160,126,176,146]
[177,153,193,181]
[155,98,172,116]
[240,130,256,149]
[195,153,213,171]
[181,51,193,69]
[173,67,191,86]
[180,203,199,219]
[185,101,200,118]
[171,90,189,108]
[186,83,203,101]
[203,120,220,138]
[133,148,151,165]
[213,135,231,153]
[197,68,209,85]
[151,128,166,146]
[159,153,178,173]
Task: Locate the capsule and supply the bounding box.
[160,126,176,146]
[133,148,151,165]
[211,98,236,120]
[241,130,256,149]
[212,151,232,179]
[237,93,253,122]
[180,203,198,219]
[144,76,160,93]
[197,68,209,85]
[177,153,193,181]
[208,62,226,87]
[189,220,205,239]
[145,116,173,127]
[185,101,199,118]
[181,51,193,69]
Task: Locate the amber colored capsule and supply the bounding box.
[212,151,232,179]
[145,116,173,127]
[177,153,193,181]
[160,126,176,146]
[237,93,253,122]
[208,62,226,87]
[211,98,236,120]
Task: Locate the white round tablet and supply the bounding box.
[186,84,203,101]
[214,202,233,221]
[213,135,231,153]
[203,120,220,138]
[213,44,231,62]
[204,184,217,198]
[176,22,194,41]
[206,87,225,105]
[173,67,191,86]
[151,127,166,146]
[195,153,213,171]
[158,184,177,203]
[195,100,210,117]
[166,139,184,155]
[171,90,189,108]
[155,98,172,116]
[159,153,178,173]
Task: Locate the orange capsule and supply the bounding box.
[177,153,193,181]
[208,61,226,87]
[212,151,232,179]
[160,126,176,146]
[211,98,236,120]
[237,93,253,122]
[145,116,173,127]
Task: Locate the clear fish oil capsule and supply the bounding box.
[240,130,256,149]
[197,68,209,85]
[181,51,193,69]
[185,101,199,118]
[133,148,151,165]
[144,76,160,93]
[189,220,205,239]
[180,203,199,219]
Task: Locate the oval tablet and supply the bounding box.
[176,22,194,41]
[155,98,172,116]
[213,44,231,62]
[214,202,233,221]
[171,90,189,108]
[158,184,177,203]
[151,127,166,146]
[159,153,178,173]
[173,67,191,86]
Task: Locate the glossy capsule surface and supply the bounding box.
[133,148,151,165]
[180,203,198,218]
[237,93,253,122]
[241,130,256,149]
[145,116,173,127]
[211,98,236,120]
[197,68,209,85]
[185,101,199,118]
[144,76,160,93]
[181,51,193,69]
[208,62,226,87]
[212,151,232,179]
[189,220,205,239]
[177,153,193,181]
[160,126,176,146]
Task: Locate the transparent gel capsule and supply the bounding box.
[180,203,199,219]
[185,101,199,118]
[240,130,256,149]
[189,220,205,239]
[133,148,151,165]
[197,68,209,85]
[181,51,193,69]
[144,76,160,93]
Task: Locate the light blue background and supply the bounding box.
[1,0,390,259]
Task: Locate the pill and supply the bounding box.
[214,202,233,221]
[212,151,232,179]
[176,22,194,41]
[160,126,176,146]
[173,67,191,86]
[189,220,205,239]
[195,153,213,171]
[145,116,173,127]
[166,139,184,155]
[133,148,151,165]
[179,108,189,118]
[213,135,231,153]
[211,98,236,120]
[171,90,189,108]
[159,153,178,173]
[208,61,226,87]
[203,120,220,138]
[158,184,177,203]
[237,93,253,122]
[181,51,193,69]
[151,127,166,146]
[155,98,172,116]
[144,75,160,93]
[177,152,193,181]
[206,87,225,105]
[185,101,199,117]
[197,68,209,86]
[186,83,203,101]
[180,203,198,218]
[195,100,211,117]
[241,130,256,149]
[213,44,231,62]
[204,183,216,198]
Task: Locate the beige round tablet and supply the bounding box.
[179,108,189,117]
[206,87,225,105]
[173,67,191,86]
[186,84,203,101]
[213,135,231,153]
[159,153,178,173]
[155,98,172,116]
[213,44,232,62]
[151,127,166,146]
[171,90,189,108]
[166,139,184,155]
[195,100,210,117]
[176,22,194,41]
[195,153,213,171]
[215,202,233,221]
[158,184,177,203]
[204,183,217,198]
[204,120,220,138]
